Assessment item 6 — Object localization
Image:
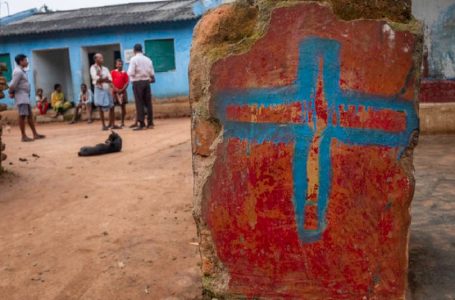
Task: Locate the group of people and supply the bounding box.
[35,84,72,117]
[7,43,156,141]
[88,43,155,131]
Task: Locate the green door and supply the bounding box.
[145,39,176,72]
[0,54,12,82]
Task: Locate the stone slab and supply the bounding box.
[191,1,422,299]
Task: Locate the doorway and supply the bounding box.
[32,48,73,102]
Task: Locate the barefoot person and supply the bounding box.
[128,43,155,131]
[70,83,93,124]
[90,53,120,131]
[8,54,45,142]
[111,59,129,127]
[51,84,72,117]
[35,88,49,115]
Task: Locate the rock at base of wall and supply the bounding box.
[190,1,422,299]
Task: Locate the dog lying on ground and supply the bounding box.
[78,131,122,157]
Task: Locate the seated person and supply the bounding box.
[35,88,49,115]
[51,84,72,117]
[70,83,94,124]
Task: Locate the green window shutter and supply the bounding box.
[145,39,176,72]
[0,54,12,82]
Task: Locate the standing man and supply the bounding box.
[127,43,155,131]
[111,59,129,127]
[8,54,45,142]
[90,53,120,131]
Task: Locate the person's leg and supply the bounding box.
[120,91,127,127]
[27,115,38,136]
[129,86,139,128]
[43,102,49,114]
[63,101,72,111]
[144,85,153,128]
[140,81,149,127]
[18,115,29,140]
[133,82,145,128]
[87,104,93,123]
[71,106,80,123]
[121,103,126,127]
[109,107,116,128]
[37,102,43,115]
[109,92,119,128]
[99,109,107,130]
[54,103,61,117]
[26,106,44,139]
[18,105,32,141]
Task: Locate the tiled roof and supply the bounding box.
[0,0,200,37]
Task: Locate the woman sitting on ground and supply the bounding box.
[70,83,93,124]
[35,88,49,115]
[51,84,72,117]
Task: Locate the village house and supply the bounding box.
[0,0,223,107]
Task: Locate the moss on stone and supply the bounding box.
[253,0,412,23]
[328,0,412,23]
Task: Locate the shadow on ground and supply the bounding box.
[409,135,455,300]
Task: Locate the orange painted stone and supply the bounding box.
[191,1,422,299]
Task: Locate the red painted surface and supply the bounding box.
[203,2,417,298]
[211,4,416,100]
[226,103,407,133]
[226,102,302,124]
[420,80,455,103]
[204,141,411,298]
[339,105,407,132]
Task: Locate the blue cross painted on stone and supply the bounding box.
[215,37,418,243]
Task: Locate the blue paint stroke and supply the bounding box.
[215,37,418,243]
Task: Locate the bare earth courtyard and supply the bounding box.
[0,119,453,300]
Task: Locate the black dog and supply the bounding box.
[78,131,122,157]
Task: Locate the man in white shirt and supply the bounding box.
[127,44,155,130]
[90,53,120,131]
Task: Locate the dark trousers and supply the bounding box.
[132,80,153,126]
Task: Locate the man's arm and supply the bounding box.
[8,71,21,97]
[148,60,155,83]
[122,73,130,91]
[127,58,136,78]
[90,66,100,83]
[105,68,112,83]
[149,60,155,77]
[111,70,119,92]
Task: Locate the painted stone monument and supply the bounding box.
[190,1,422,298]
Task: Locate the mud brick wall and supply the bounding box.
[190,1,422,298]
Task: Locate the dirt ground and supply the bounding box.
[409,135,455,300]
[0,120,453,299]
[0,119,200,300]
